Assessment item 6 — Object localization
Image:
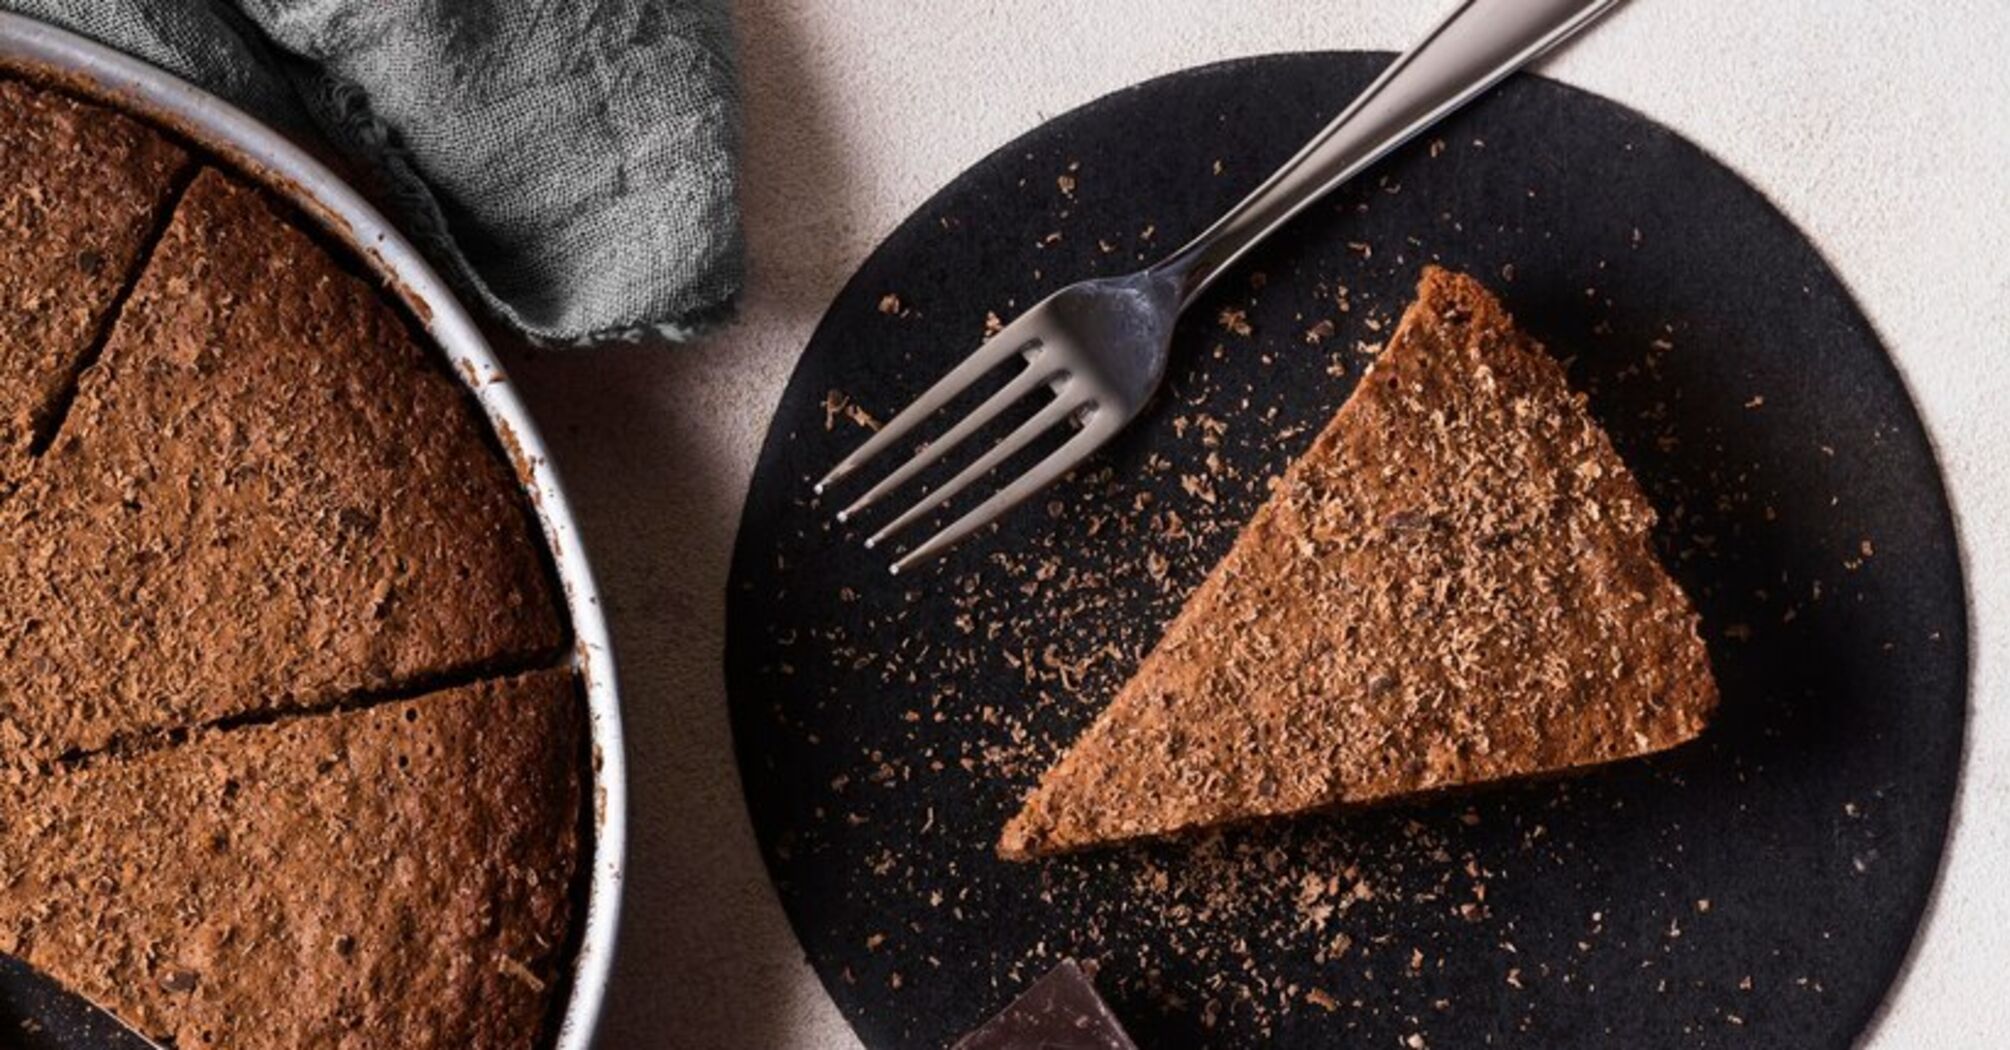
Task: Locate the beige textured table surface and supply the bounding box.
[498,2,2010,1046]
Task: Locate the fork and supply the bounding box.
[817,0,1623,574]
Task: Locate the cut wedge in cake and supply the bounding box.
[0,169,563,759]
[0,669,583,1050]
[1000,267,1716,860]
[0,79,191,488]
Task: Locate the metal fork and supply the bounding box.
[818,0,1623,574]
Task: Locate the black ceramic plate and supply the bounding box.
[0,958,155,1047]
[726,53,1966,1049]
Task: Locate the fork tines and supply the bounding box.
[815,317,1113,575]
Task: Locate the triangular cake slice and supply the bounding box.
[1001,267,1716,859]
[0,670,582,1048]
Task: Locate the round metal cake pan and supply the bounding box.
[0,13,627,1049]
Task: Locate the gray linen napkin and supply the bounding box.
[3,0,742,343]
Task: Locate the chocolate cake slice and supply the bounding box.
[0,79,190,488]
[1001,268,1716,859]
[0,169,563,758]
[0,669,582,1050]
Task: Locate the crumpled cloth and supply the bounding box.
[4,0,743,343]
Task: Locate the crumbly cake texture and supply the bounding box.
[1001,267,1717,859]
[0,79,191,488]
[0,669,583,1050]
[0,168,564,758]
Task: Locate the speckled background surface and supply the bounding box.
[489,2,2008,1047]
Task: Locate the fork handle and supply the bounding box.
[1152,0,1622,307]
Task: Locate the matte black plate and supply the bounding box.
[726,53,1966,1049]
[0,956,154,1049]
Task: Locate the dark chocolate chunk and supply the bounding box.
[953,960,1138,1050]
